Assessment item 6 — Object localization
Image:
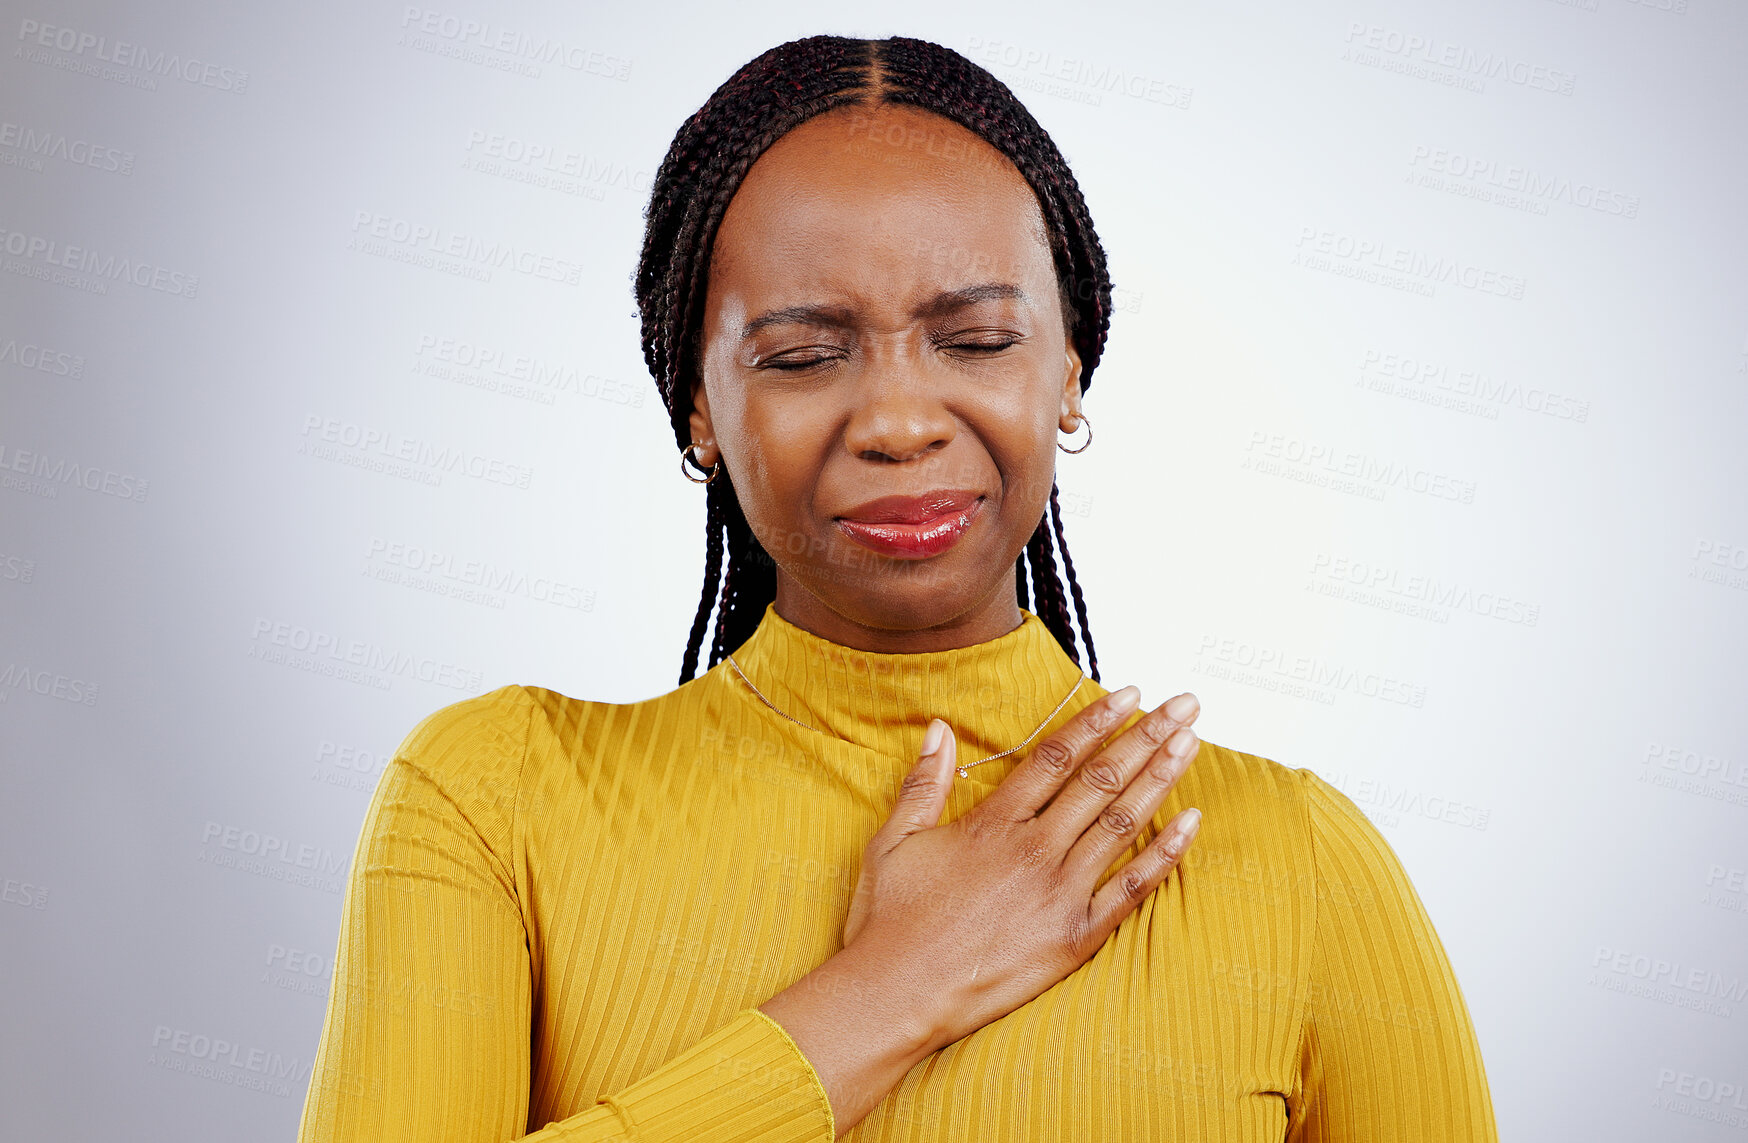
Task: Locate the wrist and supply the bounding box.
[757,941,942,1138]
[820,938,942,1063]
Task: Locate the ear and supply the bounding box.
[1058,338,1085,431]
[686,375,719,467]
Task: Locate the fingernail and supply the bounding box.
[1164,692,1199,722]
[1108,685,1140,714]
[921,718,945,757]
[1167,727,1198,758]
[1179,807,1202,836]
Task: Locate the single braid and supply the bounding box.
[679,483,727,685]
[636,35,1110,681]
[1026,523,1053,649]
[1029,511,1080,672]
[1049,484,1100,682]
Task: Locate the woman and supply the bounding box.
[298,35,1497,1142]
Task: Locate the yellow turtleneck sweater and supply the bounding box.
[297,604,1496,1142]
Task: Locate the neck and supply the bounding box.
[724,597,1098,786]
[772,571,1025,654]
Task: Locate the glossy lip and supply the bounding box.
[834,490,984,560]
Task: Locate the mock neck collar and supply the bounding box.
[721,602,1099,783]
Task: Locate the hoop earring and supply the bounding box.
[1058,412,1092,454]
[681,443,720,484]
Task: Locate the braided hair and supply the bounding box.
[635,35,1110,686]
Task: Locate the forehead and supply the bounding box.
[708,104,1055,302]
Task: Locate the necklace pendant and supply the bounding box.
[956,767,969,779]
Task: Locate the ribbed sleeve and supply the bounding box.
[295,686,835,1143]
[1284,769,1498,1142]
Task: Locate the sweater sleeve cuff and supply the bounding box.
[598,1007,836,1143]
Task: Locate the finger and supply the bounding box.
[974,685,1142,824]
[1039,692,1199,843]
[869,719,956,856]
[1083,806,1202,946]
[1062,723,1199,884]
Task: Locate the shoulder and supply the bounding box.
[1183,737,1382,851]
[1295,765,1432,924]
[394,683,540,765]
[396,672,720,775]
[1174,738,1404,915]
[385,685,543,841]
[1189,740,1437,937]
[513,669,726,765]
[376,677,716,862]
[1170,736,1314,885]
[1182,735,1308,813]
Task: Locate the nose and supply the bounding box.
[841,360,955,463]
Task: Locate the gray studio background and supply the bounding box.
[3,1,1746,1140]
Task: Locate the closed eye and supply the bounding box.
[761,354,840,372]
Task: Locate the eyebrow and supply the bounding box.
[739,282,1030,340]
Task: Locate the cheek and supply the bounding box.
[969,377,1061,488]
[730,404,827,523]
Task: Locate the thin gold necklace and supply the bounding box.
[724,653,1086,779]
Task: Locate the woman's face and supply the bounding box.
[692,103,1083,641]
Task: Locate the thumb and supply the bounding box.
[879,718,956,845]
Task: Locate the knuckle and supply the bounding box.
[1057,915,1090,961]
[1012,835,1052,869]
[1117,868,1149,902]
[896,766,934,800]
[1135,710,1175,748]
[1097,803,1138,838]
[1078,757,1124,795]
[1146,752,1186,782]
[1030,738,1074,776]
